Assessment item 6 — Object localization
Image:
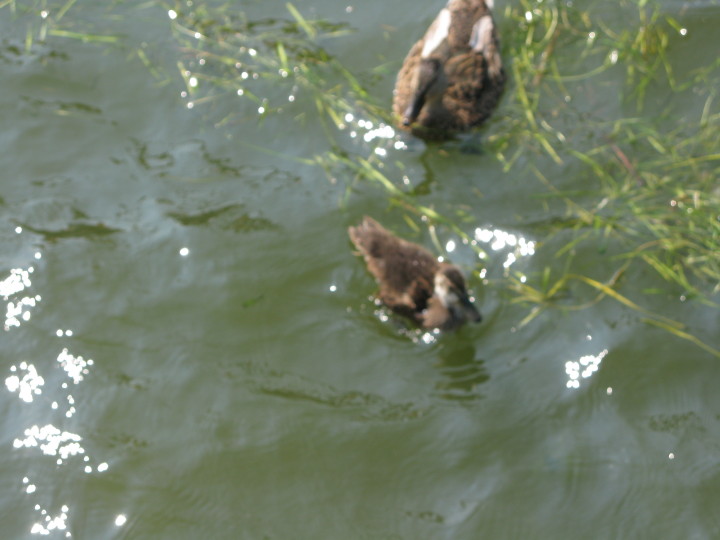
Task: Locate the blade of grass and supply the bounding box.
[643,318,720,359]
[286,3,316,40]
[49,29,119,42]
[567,273,684,329]
[55,0,78,22]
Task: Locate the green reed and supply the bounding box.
[159,0,389,134]
[493,0,719,354]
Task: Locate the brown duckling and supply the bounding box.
[349,216,482,331]
[393,0,505,139]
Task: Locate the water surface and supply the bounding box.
[1,0,719,538]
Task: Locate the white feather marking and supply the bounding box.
[421,8,451,58]
[469,15,494,53]
[433,273,456,308]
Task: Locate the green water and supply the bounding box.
[1,0,719,538]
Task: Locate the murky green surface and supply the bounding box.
[1,0,719,538]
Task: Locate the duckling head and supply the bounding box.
[423,264,482,330]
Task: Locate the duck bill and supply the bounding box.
[402,93,426,126]
[461,295,482,324]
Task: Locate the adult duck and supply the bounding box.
[393,0,505,139]
[349,216,482,331]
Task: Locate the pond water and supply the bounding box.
[1,0,719,538]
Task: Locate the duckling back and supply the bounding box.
[348,217,438,307]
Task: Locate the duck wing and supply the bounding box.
[441,1,505,129]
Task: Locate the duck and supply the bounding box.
[349,216,482,331]
[392,0,505,139]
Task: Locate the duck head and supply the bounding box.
[402,7,452,127]
[402,58,445,126]
[422,264,482,330]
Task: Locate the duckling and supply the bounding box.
[393,0,505,139]
[349,216,482,331]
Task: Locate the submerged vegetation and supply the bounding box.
[3,0,718,355]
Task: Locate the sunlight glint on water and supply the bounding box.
[2,265,40,330]
[2,252,112,536]
[5,363,44,403]
[473,227,536,276]
[565,349,608,389]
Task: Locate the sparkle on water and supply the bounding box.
[565,349,609,389]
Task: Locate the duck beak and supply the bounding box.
[403,95,425,126]
[461,295,482,324]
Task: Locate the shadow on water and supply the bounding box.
[250,364,431,423]
[166,203,279,232]
[16,221,122,241]
[432,338,489,402]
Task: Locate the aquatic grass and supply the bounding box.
[509,263,720,358]
[470,0,718,354]
[0,0,148,50]
[161,1,388,133]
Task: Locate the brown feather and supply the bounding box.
[349,217,437,320]
[393,0,505,139]
[349,216,482,330]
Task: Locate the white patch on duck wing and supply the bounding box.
[469,14,494,54]
[421,8,451,58]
